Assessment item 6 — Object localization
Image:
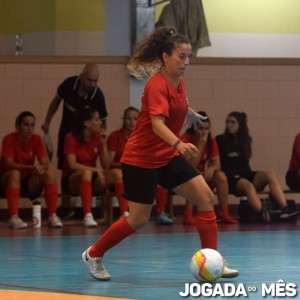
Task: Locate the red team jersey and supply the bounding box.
[0,132,47,178]
[182,134,219,173]
[107,129,128,163]
[288,132,300,171]
[62,132,103,176]
[121,72,188,168]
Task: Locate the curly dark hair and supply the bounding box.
[128,26,190,79]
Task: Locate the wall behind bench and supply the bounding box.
[0,56,130,209]
[1,56,300,209]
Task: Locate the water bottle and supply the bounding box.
[32,201,41,228]
[15,33,23,56]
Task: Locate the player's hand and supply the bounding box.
[187,107,207,122]
[176,142,199,159]
[180,107,207,136]
[96,169,107,185]
[34,164,45,175]
[98,128,107,144]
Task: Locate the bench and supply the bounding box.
[165,190,300,219]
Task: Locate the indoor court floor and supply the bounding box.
[0,218,300,300]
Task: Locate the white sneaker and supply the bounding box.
[222,264,239,278]
[83,213,98,227]
[82,247,111,281]
[48,214,63,228]
[155,212,173,225]
[8,215,28,229]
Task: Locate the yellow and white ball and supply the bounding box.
[190,248,225,283]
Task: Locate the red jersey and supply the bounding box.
[182,133,219,173]
[63,132,103,176]
[121,72,188,168]
[288,133,300,171]
[0,132,47,177]
[107,129,128,163]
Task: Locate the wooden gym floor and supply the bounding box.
[0,215,300,300]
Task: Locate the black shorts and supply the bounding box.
[285,171,300,191]
[121,155,200,204]
[61,172,104,196]
[227,171,257,196]
[57,136,64,170]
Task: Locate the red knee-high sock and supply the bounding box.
[219,207,238,224]
[44,183,58,216]
[114,182,128,215]
[80,180,92,215]
[196,210,218,250]
[6,187,20,217]
[89,217,135,258]
[155,186,167,214]
[184,206,194,216]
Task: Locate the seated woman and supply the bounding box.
[0,111,63,229]
[216,111,299,221]
[62,107,109,227]
[182,111,237,224]
[286,132,300,191]
[106,106,173,224]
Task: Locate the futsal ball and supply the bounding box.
[190,248,225,283]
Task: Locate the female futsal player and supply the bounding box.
[106,106,173,224]
[216,111,299,221]
[62,107,109,227]
[182,112,237,224]
[82,26,239,280]
[0,111,63,228]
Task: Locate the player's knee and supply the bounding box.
[44,170,56,182]
[196,190,215,211]
[82,169,93,180]
[207,189,215,205]
[112,169,122,181]
[127,215,149,230]
[214,171,227,183]
[6,170,21,184]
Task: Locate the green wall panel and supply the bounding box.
[0,0,55,34]
[55,0,104,31]
[0,0,104,34]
